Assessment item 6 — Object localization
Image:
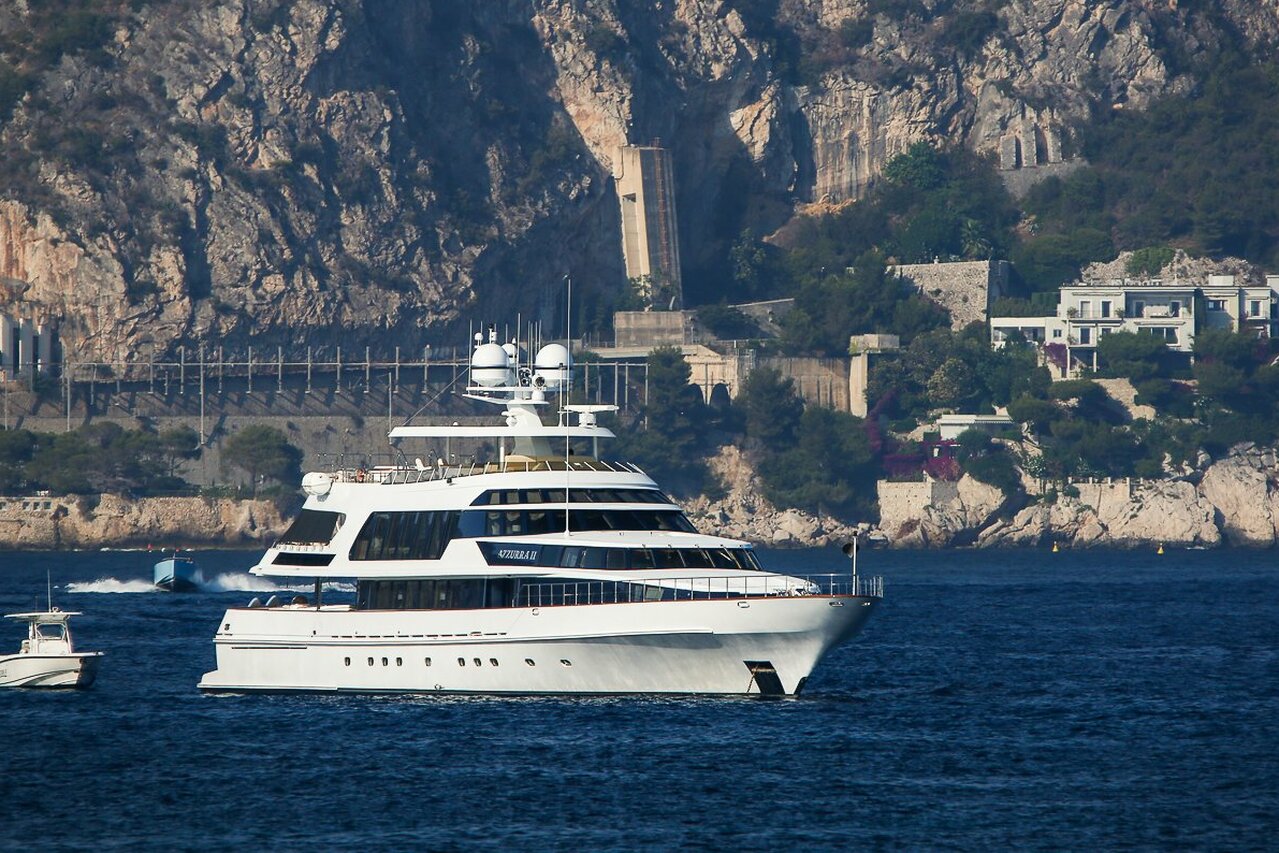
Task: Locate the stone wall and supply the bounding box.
[891,260,1011,329]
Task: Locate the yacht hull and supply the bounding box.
[198,595,878,696]
[0,653,102,688]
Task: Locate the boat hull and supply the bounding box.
[154,557,202,592]
[0,653,102,688]
[198,595,879,696]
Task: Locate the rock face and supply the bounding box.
[877,446,1279,549]
[680,445,861,547]
[1199,447,1279,547]
[0,1,1273,357]
[977,479,1221,548]
[0,494,289,549]
[877,475,1007,547]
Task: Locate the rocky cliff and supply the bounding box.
[876,446,1279,549]
[1,1,1275,358]
[681,444,862,547]
[0,493,289,549]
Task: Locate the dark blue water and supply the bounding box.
[1,548,1275,851]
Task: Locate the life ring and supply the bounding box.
[355,468,366,483]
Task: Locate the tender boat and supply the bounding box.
[154,553,203,592]
[199,326,883,696]
[0,609,104,688]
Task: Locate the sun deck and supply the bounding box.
[332,457,648,486]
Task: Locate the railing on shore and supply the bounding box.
[517,573,884,607]
[330,458,647,486]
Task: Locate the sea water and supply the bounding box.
[0,547,1275,850]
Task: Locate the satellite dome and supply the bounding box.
[534,343,571,390]
[472,342,513,387]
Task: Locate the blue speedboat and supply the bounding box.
[153,554,203,592]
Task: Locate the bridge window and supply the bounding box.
[279,510,346,545]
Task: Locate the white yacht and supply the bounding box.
[1,609,104,689]
[199,329,883,696]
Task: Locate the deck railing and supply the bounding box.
[516,573,883,607]
[330,458,647,486]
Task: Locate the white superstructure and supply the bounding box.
[199,327,882,696]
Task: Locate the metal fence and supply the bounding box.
[517,573,884,607]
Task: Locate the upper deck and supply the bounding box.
[324,457,648,489]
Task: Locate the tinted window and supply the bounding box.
[357,578,505,610]
[456,508,696,537]
[471,488,671,506]
[350,511,459,560]
[280,510,345,545]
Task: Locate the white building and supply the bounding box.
[935,413,1016,441]
[991,274,1279,373]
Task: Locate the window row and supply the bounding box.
[350,511,459,561]
[471,488,673,506]
[349,508,700,560]
[479,542,763,571]
[357,578,516,610]
[456,508,696,538]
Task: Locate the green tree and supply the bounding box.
[158,426,201,478]
[223,425,302,495]
[1097,331,1170,381]
[882,141,945,190]
[0,429,36,493]
[615,347,717,496]
[926,357,977,409]
[757,407,878,519]
[737,366,802,449]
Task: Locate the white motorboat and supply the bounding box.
[199,326,883,696]
[0,609,104,689]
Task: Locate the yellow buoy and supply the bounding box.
[1052,542,1060,553]
[1157,543,1164,555]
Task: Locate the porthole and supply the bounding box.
[525,658,536,667]
[396,657,403,667]
[458,657,466,666]
[382,657,389,667]
[473,657,482,667]
[425,657,432,667]
[344,657,351,666]
[560,659,572,667]
[489,658,499,667]
[367,657,374,666]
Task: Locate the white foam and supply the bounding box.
[65,578,155,594]
[202,572,283,593]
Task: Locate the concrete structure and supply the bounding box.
[890,260,1010,329]
[0,313,58,381]
[614,144,683,309]
[613,311,698,348]
[848,334,900,418]
[935,413,1016,441]
[991,274,1279,374]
